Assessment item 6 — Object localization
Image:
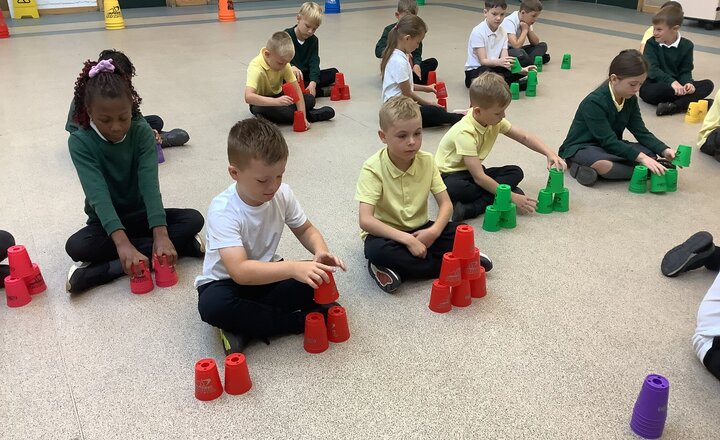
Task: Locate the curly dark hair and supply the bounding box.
[98,49,136,77]
[71,59,142,129]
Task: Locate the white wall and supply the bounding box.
[7,0,97,18]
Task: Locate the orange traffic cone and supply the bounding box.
[0,13,10,39]
[218,0,236,22]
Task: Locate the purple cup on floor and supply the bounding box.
[630,374,669,439]
[155,142,165,164]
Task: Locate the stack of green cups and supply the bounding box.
[534,55,543,72]
[510,82,520,100]
[536,168,570,214]
[628,165,649,193]
[483,184,516,232]
[511,58,521,73]
[526,70,537,97]
[482,206,501,232]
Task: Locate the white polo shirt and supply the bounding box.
[502,11,533,47]
[382,48,413,102]
[465,20,508,70]
[694,272,720,363]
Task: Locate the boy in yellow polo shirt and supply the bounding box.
[245,31,334,128]
[355,96,492,293]
[435,72,565,221]
[699,89,720,162]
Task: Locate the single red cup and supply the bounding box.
[327,305,350,343]
[335,72,345,87]
[428,279,451,313]
[299,78,308,94]
[438,98,447,110]
[293,110,307,132]
[452,225,475,259]
[153,254,178,288]
[5,276,31,308]
[194,358,223,401]
[439,252,462,287]
[427,70,437,85]
[451,279,472,307]
[314,271,340,304]
[470,267,487,298]
[24,263,46,295]
[281,82,300,103]
[7,245,34,279]
[341,85,351,100]
[330,85,341,101]
[304,312,329,354]
[224,353,252,395]
[130,260,154,295]
[460,248,481,281]
[435,81,448,99]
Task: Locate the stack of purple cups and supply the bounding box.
[630,374,670,439]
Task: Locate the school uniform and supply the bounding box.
[502,11,548,67]
[375,22,438,85]
[285,26,339,97]
[464,20,523,88]
[699,90,720,161]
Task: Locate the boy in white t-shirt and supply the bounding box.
[502,0,549,67]
[195,117,346,355]
[464,0,534,88]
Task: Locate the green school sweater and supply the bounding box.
[68,119,166,235]
[375,22,423,66]
[559,84,668,161]
[285,26,321,84]
[643,37,694,85]
[65,100,145,134]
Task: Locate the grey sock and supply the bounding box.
[601,163,635,180]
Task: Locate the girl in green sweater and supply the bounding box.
[559,49,675,187]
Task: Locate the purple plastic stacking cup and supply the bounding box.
[156,142,165,164]
[630,374,669,439]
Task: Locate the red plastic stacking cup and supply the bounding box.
[428,279,451,313]
[327,305,350,343]
[439,253,462,287]
[435,81,448,99]
[153,254,178,288]
[460,248,481,281]
[438,98,447,110]
[335,72,345,87]
[452,225,475,259]
[24,263,47,295]
[451,279,472,307]
[224,353,252,395]
[130,260,154,295]
[314,271,340,304]
[330,85,341,101]
[5,276,31,308]
[341,85,351,100]
[427,70,437,85]
[7,245,34,279]
[299,78,308,94]
[281,82,300,103]
[293,110,307,132]
[470,266,487,298]
[194,358,223,401]
[304,312,329,354]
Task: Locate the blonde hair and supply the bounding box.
[469,72,511,108]
[652,5,684,27]
[228,117,289,169]
[397,0,418,15]
[298,2,323,27]
[266,31,295,60]
[380,14,427,76]
[379,95,421,130]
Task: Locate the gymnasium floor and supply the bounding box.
[1,0,719,438]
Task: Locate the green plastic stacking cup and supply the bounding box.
[665,169,678,192]
[536,189,554,214]
[561,53,571,70]
[511,58,521,73]
[501,203,517,229]
[510,82,520,100]
[546,168,564,193]
[527,70,538,86]
[493,184,512,211]
[553,188,570,212]
[525,85,536,97]
[649,172,667,193]
[673,145,691,167]
[629,165,649,194]
[534,55,543,72]
[482,205,502,232]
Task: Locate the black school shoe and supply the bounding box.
[220,329,252,355]
[569,161,598,186]
[368,261,402,293]
[160,129,190,147]
[542,54,551,64]
[656,102,678,116]
[661,231,715,277]
[307,106,335,122]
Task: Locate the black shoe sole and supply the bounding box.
[569,162,598,186]
[661,231,715,277]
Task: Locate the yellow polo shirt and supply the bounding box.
[246,48,297,97]
[435,112,512,173]
[355,148,446,240]
[698,89,720,147]
[641,26,653,47]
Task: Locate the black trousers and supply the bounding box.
[197,278,315,339]
[414,58,439,85]
[0,230,15,288]
[704,336,720,381]
[639,79,714,111]
[508,43,548,67]
[465,66,524,88]
[364,221,461,281]
[442,166,524,219]
[301,68,339,97]
[420,104,463,128]
[65,208,204,263]
[144,115,164,132]
[249,93,316,125]
[700,128,720,162]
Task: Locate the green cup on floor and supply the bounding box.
[546,168,564,193]
[534,55,543,72]
[649,172,667,193]
[665,169,678,192]
[482,205,502,232]
[527,70,538,86]
[501,203,517,229]
[511,58,521,73]
[536,189,554,214]
[561,53,572,70]
[629,165,649,194]
[510,82,520,100]
[493,184,512,211]
[553,188,570,212]
[673,145,692,167]
[525,85,536,97]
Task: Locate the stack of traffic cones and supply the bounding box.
[330,72,350,101]
[218,0,236,22]
[194,354,252,401]
[482,184,517,232]
[5,245,46,308]
[428,225,487,313]
[536,169,570,214]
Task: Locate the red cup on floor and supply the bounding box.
[435,81,448,99]
[439,253,462,287]
[24,263,47,295]
[341,85,351,100]
[452,225,475,259]
[330,85,341,101]
[428,279,451,313]
[293,110,307,132]
[153,254,178,288]
[335,72,345,87]
[130,260,154,295]
[460,248,481,281]
[438,98,447,110]
[427,70,437,85]
[327,305,350,343]
[314,271,340,304]
[451,279,472,307]
[8,245,34,279]
[224,353,252,395]
[5,276,31,308]
[470,267,487,298]
[304,312,329,354]
[281,82,300,103]
[194,358,223,401]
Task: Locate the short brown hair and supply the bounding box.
[652,5,683,28]
[397,0,418,15]
[379,95,421,131]
[266,31,295,60]
[520,0,543,13]
[469,72,511,108]
[485,0,507,10]
[227,117,289,168]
